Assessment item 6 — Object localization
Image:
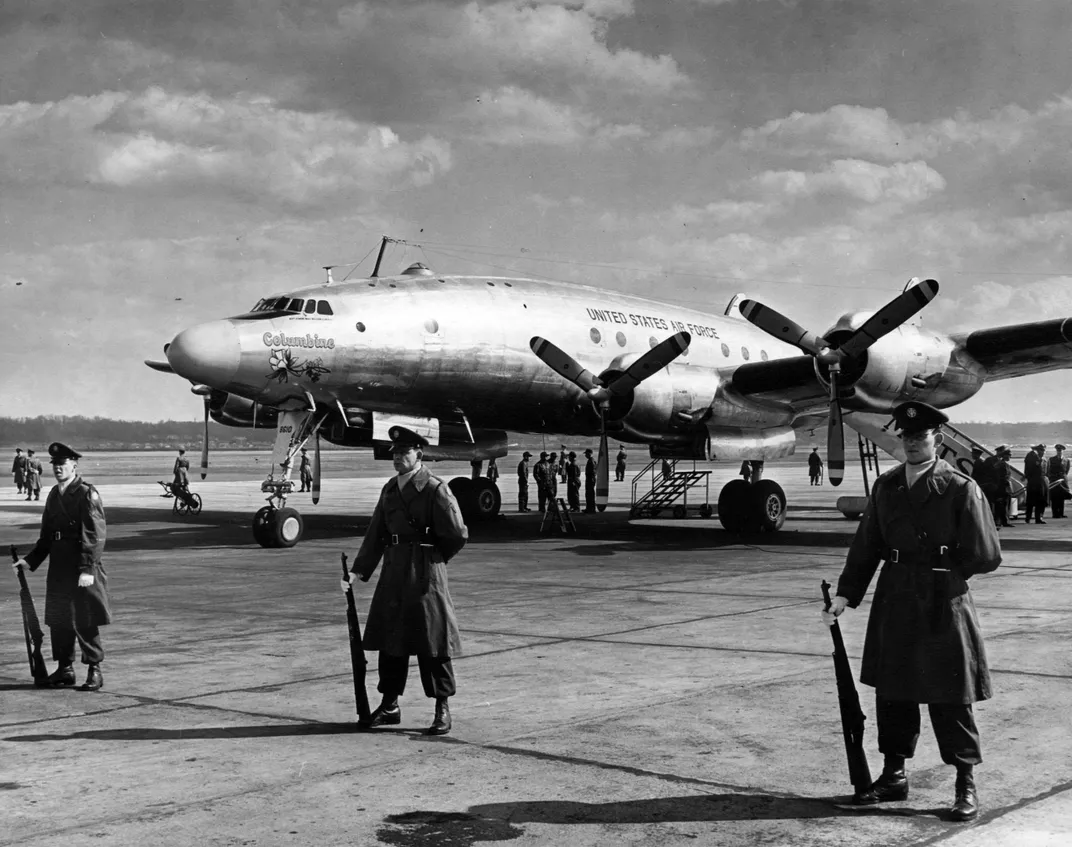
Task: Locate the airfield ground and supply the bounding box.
[2,469,1070,846]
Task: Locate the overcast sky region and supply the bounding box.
[2,0,1072,423]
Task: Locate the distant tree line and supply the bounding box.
[0,416,275,450]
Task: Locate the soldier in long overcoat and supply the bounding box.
[583,448,596,513]
[12,447,27,494]
[1023,444,1048,523]
[1046,444,1069,518]
[24,449,43,500]
[516,451,532,512]
[344,427,468,735]
[12,442,110,691]
[825,402,1000,822]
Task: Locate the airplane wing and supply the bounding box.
[724,355,827,408]
[955,318,1072,381]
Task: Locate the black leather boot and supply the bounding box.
[46,665,76,688]
[854,760,909,805]
[426,697,451,735]
[360,697,401,729]
[80,664,103,691]
[950,769,978,821]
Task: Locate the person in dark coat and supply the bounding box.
[739,460,752,482]
[298,447,312,492]
[1046,444,1069,518]
[1023,444,1048,524]
[988,446,1014,526]
[808,447,824,485]
[546,452,560,503]
[823,402,1000,821]
[583,448,596,513]
[533,451,551,512]
[12,447,27,494]
[24,449,43,501]
[172,447,190,491]
[615,446,627,481]
[516,452,532,512]
[565,452,581,512]
[342,427,468,735]
[12,443,111,691]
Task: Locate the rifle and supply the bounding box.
[822,580,872,797]
[10,545,49,684]
[340,553,371,723]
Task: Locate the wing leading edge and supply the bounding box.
[956,317,1072,381]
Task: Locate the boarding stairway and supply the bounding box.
[630,459,713,519]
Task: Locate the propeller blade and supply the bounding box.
[836,278,939,358]
[605,331,692,396]
[596,413,609,512]
[200,396,210,480]
[737,300,831,356]
[529,337,600,392]
[312,432,322,505]
[827,372,844,487]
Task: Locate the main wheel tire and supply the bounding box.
[269,507,304,548]
[471,479,501,521]
[253,505,275,547]
[749,479,787,532]
[699,503,714,519]
[718,479,752,534]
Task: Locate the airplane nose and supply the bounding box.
[166,321,241,387]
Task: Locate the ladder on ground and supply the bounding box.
[630,459,712,519]
[540,497,577,534]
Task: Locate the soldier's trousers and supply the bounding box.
[876,697,981,767]
[518,482,528,511]
[585,483,595,512]
[567,486,580,511]
[537,486,548,512]
[51,624,104,666]
[378,652,456,699]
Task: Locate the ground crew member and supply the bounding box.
[299,447,312,492]
[583,448,596,513]
[991,447,1014,526]
[12,447,27,494]
[808,447,823,485]
[172,447,190,491]
[342,427,468,736]
[533,452,551,512]
[823,401,1000,821]
[12,442,111,692]
[1047,444,1069,518]
[24,449,43,501]
[557,447,568,484]
[547,452,560,504]
[1024,444,1048,524]
[615,446,627,482]
[566,452,581,512]
[516,452,532,512]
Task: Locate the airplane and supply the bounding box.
[145,236,1072,547]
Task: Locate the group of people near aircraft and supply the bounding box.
[970,442,1070,526]
[515,445,628,514]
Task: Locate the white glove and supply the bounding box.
[78,573,95,588]
[340,572,355,593]
[821,595,849,626]
[12,557,28,573]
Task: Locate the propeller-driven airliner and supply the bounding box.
[146,237,1072,547]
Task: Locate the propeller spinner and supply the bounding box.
[529,331,691,511]
[739,279,939,486]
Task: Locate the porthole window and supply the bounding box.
[741,347,750,360]
[649,336,658,349]
[615,331,627,347]
[504,282,513,287]
[424,319,439,334]
[590,328,602,344]
[355,322,366,332]
[760,350,768,362]
[721,343,730,357]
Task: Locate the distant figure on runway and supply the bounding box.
[12,447,27,494]
[566,452,581,512]
[486,459,499,484]
[1024,444,1048,524]
[583,448,596,513]
[12,442,111,692]
[24,449,42,501]
[516,452,532,512]
[615,446,627,482]
[740,460,752,483]
[172,447,190,492]
[1047,444,1069,518]
[808,448,824,485]
[299,447,312,492]
[342,427,468,736]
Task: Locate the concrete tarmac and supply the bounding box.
[2,471,1071,846]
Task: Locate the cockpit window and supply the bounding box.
[304,300,316,314]
[316,300,334,315]
[286,298,304,312]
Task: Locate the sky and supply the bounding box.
[2,0,1072,423]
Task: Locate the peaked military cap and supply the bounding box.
[891,401,949,434]
[539,451,548,459]
[584,448,593,455]
[48,442,82,463]
[568,451,577,458]
[1056,444,1066,451]
[522,451,532,457]
[995,445,1011,457]
[971,446,984,455]
[1033,443,1046,450]
[387,426,429,450]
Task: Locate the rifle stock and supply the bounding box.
[822,580,872,795]
[11,545,48,683]
[341,553,371,722]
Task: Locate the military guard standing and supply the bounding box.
[516,452,532,512]
[11,443,111,691]
[12,447,27,495]
[565,452,581,512]
[583,448,596,513]
[808,447,824,485]
[172,447,190,491]
[823,402,1000,821]
[1047,444,1069,518]
[1023,444,1048,524]
[24,449,43,501]
[533,451,551,512]
[342,427,468,735]
[299,447,312,492]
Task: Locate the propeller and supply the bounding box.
[739,279,939,486]
[200,395,210,480]
[312,430,322,505]
[530,331,692,511]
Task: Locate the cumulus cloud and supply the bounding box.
[752,159,946,205]
[0,87,452,204]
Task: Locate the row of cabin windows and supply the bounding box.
[251,296,334,316]
[588,328,767,361]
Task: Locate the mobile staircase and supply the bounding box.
[630,459,713,519]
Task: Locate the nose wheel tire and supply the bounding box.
[252,505,305,548]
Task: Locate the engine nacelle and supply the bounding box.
[209,393,279,428]
[603,363,717,433]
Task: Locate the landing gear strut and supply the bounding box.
[252,408,324,548]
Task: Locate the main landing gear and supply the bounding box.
[716,463,787,534]
[448,460,502,522]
